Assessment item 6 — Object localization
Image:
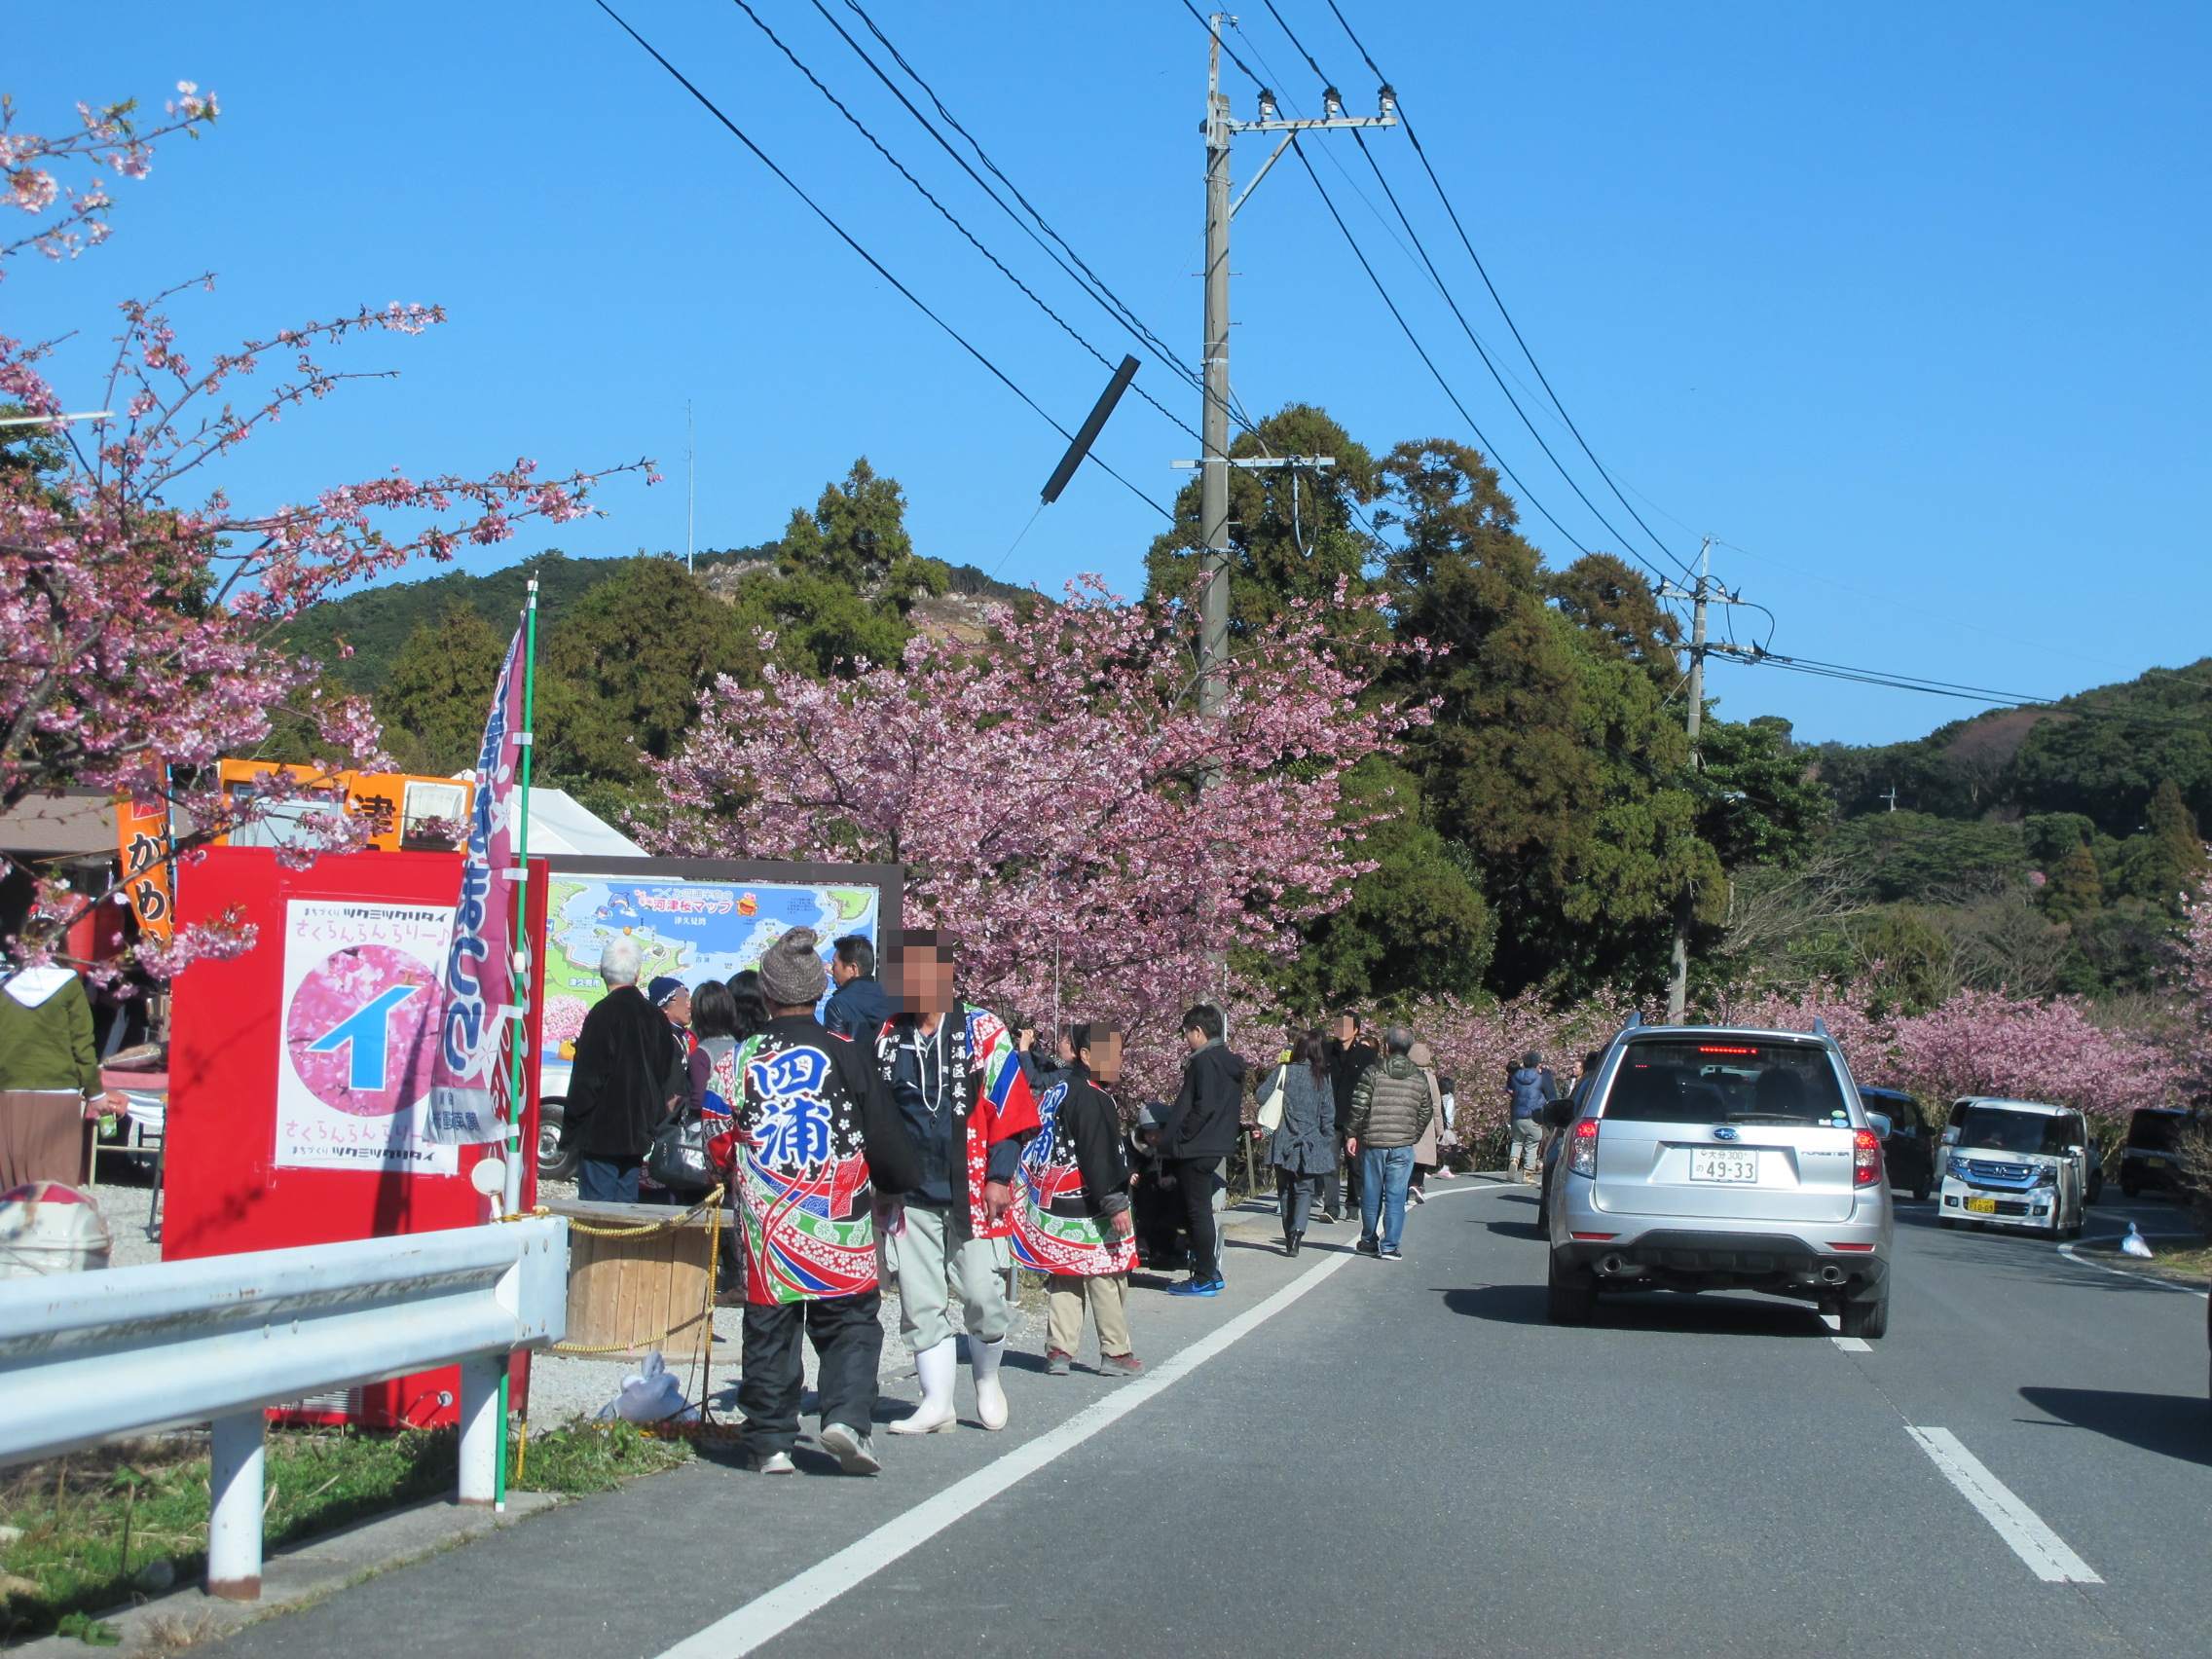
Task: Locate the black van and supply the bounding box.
[2118,1106,2193,1198]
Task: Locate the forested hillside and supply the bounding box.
[276,421,2206,1028]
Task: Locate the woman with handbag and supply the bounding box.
[1263,1029,1335,1257]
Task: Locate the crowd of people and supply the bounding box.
[554,932,1557,1478]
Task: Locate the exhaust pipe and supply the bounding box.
[1819,1264,1846,1286]
[1600,1254,1627,1276]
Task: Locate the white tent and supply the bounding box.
[525,788,645,859]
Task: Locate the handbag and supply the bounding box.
[1255,1063,1287,1134]
[645,1102,717,1195]
[641,1022,715,1196]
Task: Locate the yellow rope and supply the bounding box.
[547,1185,728,1358]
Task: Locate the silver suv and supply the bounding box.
[1544,1018,1895,1338]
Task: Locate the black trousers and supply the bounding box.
[738,1289,882,1456]
[1333,1134,1364,1216]
[1173,1157,1220,1280]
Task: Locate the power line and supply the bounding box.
[1289,133,1676,584]
[832,0,1205,397]
[1319,0,1691,575]
[725,0,1203,448]
[1254,0,1697,586]
[586,0,1171,523]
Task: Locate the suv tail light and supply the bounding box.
[1853,1127,1882,1187]
[1569,1118,1599,1177]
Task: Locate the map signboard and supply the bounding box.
[535,857,903,1102]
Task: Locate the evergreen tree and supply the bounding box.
[728,458,948,676]
[375,606,505,774]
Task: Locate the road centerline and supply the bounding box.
[1906,1426,2103,1584]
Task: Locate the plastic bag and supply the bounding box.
[594,1349,698,1424]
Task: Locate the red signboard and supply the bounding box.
[166,846,548,1428]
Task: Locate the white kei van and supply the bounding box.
[1936,1096,2095,1239]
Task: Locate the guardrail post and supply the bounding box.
[457,1352,503,1507]
[207,1412,265,1601]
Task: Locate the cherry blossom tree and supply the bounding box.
[1,85,650,973]
[1885,988,2177,1126]
[646,577,1423,1088]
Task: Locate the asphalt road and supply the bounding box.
[208,1180,2210,1659]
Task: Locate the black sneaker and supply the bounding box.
[1379,1246,1404,1262]
[1354,1236,1380,1256]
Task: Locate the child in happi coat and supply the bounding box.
[1014,1023,1141,1377]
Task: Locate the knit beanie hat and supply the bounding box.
[758,927,828,1008]
[646,976,686,1010]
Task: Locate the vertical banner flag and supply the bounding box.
[426,617,529,1143]
[113,788,175,940]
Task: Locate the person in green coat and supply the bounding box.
[0,964,116,1190]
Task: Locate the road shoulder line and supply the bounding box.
[653,1247,1356,1659]
[2054,1240,2210,1301]
[1905,1426,2102,1584]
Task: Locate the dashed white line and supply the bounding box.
[652,1247,1355,1658]
[1831,1336,1872,1353]
[1906,1426,2102,1584]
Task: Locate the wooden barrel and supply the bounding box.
[545,1198,727,1361]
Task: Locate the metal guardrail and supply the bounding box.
[0,1218,569,1600]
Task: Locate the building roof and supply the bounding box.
[0,792,119,859]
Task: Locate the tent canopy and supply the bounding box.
[525,789,645,859]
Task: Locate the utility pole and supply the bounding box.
[1194,13,1395,721]
[1663,537,1714,1023]
[1883,785,1899,813]
[685,400,696,575]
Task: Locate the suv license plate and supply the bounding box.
[1690,1148,1758,1183]
[1966,1196,1998,1214]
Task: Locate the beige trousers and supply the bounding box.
[1046,1272,1132,1359]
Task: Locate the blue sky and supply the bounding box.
[13,1,2208,745]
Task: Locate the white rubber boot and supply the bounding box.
[888,1337,958,1435]
[971,1336,1011,1432]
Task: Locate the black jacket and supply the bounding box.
[1164,1040,1247,1161]
[1051,1062,1132,1219]
[563,984,682,1160]
[1326,1037,1379,1133]
[822,974,891,1039]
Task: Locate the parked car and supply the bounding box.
[1546,1018,1895,1338]
[1860,1086,1935,1201]
[1936,1097,2093,1239]
[2118,1106,2193,1198]
[536,1094,578,1184]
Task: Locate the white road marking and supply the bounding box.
[2055,1240,2210,1300]
[1831,1336,1872,1352]
[654,1249,1356,1659]
[1906,1426,2102,1584]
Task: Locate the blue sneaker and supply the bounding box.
[1168,1276,1221,1298]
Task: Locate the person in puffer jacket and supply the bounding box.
[1345,1026,1434,1261]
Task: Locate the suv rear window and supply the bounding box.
[1956,1106,2075,1157]
[2125,1112,2185,1152]
[1602,1039,1847,1125]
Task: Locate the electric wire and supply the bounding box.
[1319,0,1691,576]
[1255,2,1691,583]
[834,0,1206,399]
[586,0,1171,523]
[727,0,1203,449]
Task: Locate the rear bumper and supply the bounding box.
[1558,1230,1889,1294]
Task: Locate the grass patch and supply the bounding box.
[1,1420,691,1644]
[515,1419,693,1495]
[2082,1235,2212,1286]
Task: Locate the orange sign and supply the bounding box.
[114,793,175,940]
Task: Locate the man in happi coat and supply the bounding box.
[717,928,918,1475]
[873,930,1039,1434]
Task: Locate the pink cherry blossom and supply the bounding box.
[1,84,648,977]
